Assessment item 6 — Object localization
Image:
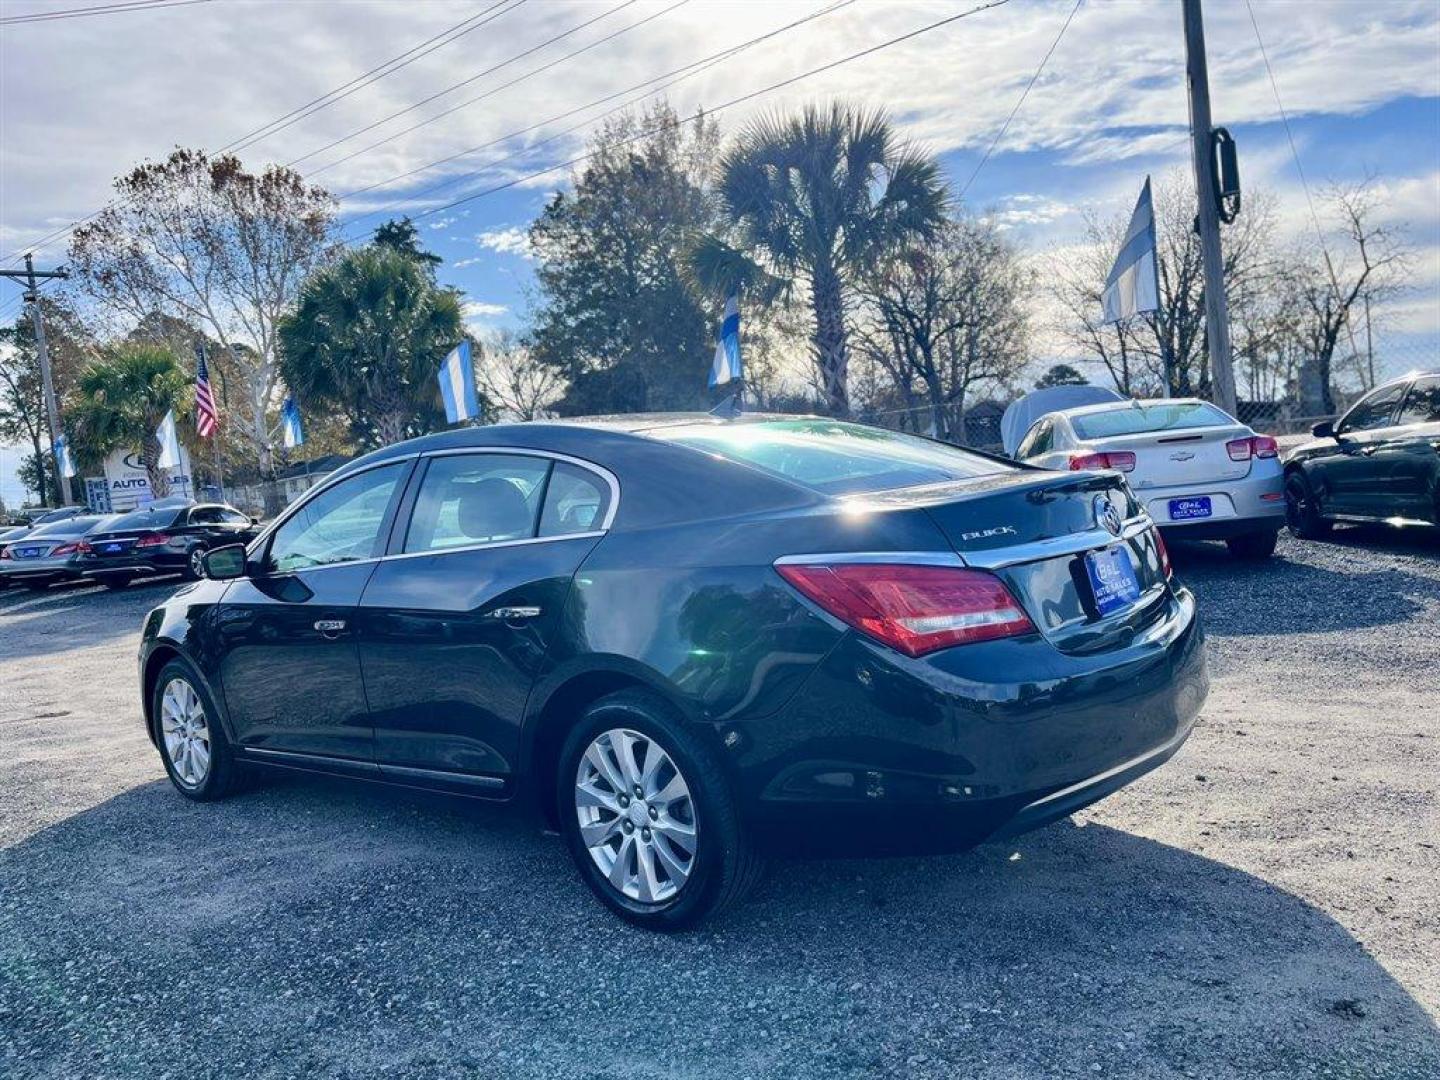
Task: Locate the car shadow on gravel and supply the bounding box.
[1166,539,1440,636]
[3,775,1437,1078]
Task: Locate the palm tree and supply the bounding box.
[278,246,465,448]
[67,344,189,498]
[693,104,947,415]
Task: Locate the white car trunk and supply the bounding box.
[1087,424,1253,489]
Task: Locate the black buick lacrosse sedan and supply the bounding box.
[138,415,1208,927]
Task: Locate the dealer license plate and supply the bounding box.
[14,546,42,559]
[1084,545,1141,617]
[1168,496,1212,521]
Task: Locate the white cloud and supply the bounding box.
[476,226,533,259]
[462,300,508,319]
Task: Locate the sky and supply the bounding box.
[2,0,1438,504]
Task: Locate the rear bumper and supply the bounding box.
[728,585,1207,856]
[1139,466,1285,537]
[0,562,82,582]
[78,555,178,579]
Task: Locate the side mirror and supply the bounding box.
[250,516,260,525]
[1311,420,1335,439]
[203,544,248,581]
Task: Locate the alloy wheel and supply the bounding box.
[160,677,211,788]
[188,548,206,579]
[574,727,697,904]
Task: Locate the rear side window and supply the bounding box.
[404,454,549,554]
[539,462,610,536]
[1070,402,1230,440]
[649,420,1011,495]
[1016,419,1053,458]
[1396,376,1440,425]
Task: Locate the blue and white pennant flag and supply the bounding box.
[156,410,181,470]
[709,293,742,388]
[438,340,479,424]
[55,434,76,478]
[1102,177,1161,323]
[281,395,305,449]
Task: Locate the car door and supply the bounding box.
[1379,375,1440,521]
[355,450,615,791]
[213,460,413,763]
[1318,381,1409,516]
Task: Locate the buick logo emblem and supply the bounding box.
[1094,495,1123,536]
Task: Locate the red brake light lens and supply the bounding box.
[1226,436,1277,462]
[0,546,10,560]
[1153,528,1173,580]
[1069,451,1136,473]
[775,562,1035,657]
[135,533,170,548]
[50,542,79,557]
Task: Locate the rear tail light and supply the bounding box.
[1226,435,1279,461]
[775,561,1035,657]
[1069,451,1136,473]
[135,533,170,548]
[76,541,92,554]
[1153,528,1173,580]
[0,547,10,561]
[50,543,79,557]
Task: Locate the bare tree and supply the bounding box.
[475,330,565,422]
[1286,177,1409,414]
[856,215,1030,442]
[68,150,335,482]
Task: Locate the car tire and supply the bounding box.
[1284,473,1332,540]
[152,658,246,801]
[97,575,130,591]
[1226,529,1279,560]
[184,545,208,581]
[557,689,763,930]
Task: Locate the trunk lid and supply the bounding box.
[1087,424,1253,489]
[847,469,1170,653]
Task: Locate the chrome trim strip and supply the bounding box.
[383,531,604,562]
[773,551,965,568]
[419,445,621,531]
[239,746,376,769]
[960,517,1152,570]
[376,761,506,789]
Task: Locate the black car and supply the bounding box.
[78,502,261,589]
[1285,371,1440,537]
[137,416,1207,927]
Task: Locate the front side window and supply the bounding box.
[648,420,1012,496]
[1339,383,1407,433]
[1396,376,1440,426]
[265,463,405,573]
[403,455,549,554]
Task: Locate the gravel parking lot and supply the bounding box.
[2,530,1437,1079]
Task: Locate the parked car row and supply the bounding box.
[1005,369,1440,559]
[0,501,262,592]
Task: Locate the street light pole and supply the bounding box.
[1181,0,1239,415]
[0,254,72,506]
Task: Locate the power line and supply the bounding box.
[299,0,688,179]
[397,0,1015,229]
[1,0,523,264]
[1243,0,1363,364]
[0,0,212,26]
[959,0,1081,199]
[331,0,858,227]
[226,0,527,155]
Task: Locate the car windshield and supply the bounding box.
[1071,402,1232,439]
[107,507,182,532]
[649,419,1012,495]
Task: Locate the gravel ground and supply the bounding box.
[1,529,1437,1080]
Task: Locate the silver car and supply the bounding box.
[0,515,116,591]
[1013,398,1285,560]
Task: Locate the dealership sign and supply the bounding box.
[97,447,193,511]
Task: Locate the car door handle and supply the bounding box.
[483,605,542,622]
[313,619,347,638]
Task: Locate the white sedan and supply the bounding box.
[1012,397,1286,560]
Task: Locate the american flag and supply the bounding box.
[194,344,219,438]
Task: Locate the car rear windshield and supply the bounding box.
[648,420,1013,495]
[107,507,182,532]
[1070,402,1231,440]
[27,517,103,538]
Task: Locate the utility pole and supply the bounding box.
[1181,0,1238,416]
[0,254,73,506]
